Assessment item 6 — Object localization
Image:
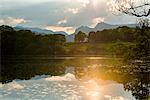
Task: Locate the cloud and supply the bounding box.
[1,0,138,30]
[46,26,75,34]
[77,0,90,7]
[0,17,26,26]
[57,19,67,25]
[91,17,105,27]
[64,8,79,14]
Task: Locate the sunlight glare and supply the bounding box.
[85,80,102,100]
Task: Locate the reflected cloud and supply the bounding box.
[0,73,135,100]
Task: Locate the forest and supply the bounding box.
[1,25,150,58]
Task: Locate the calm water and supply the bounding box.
[1,57,150,100]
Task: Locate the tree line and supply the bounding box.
[75,25,150,59]
[0,25,66,56]
[1,25,149,58]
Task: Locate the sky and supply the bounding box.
[0,0,146,34]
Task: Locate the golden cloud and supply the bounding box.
[0,17,26,26]
[90,17,105,27]
[46,26,75,34]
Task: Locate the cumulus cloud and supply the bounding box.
[1,0,137,31]
[57,19,67,25]
[0,17,26,26]
[91,17,105,27]
[64,8,79,14]
[77,0,90,7]
[46,26,75,34]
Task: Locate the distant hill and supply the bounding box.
[74,22,137,35]
[14,22,137,42]
[14,26,68,36]
[67,22,137,42]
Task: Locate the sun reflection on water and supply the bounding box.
[0,72,135,100]
[84,80,102,100]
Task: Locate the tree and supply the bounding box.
[0,25,66,55]
[88,31,96,43]
[109,0,150,17]
[138,18,150,28]
[108,0,150,60]
[134,19,150,58]
[75,31,87,43]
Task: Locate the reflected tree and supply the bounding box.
[124,73,150,100]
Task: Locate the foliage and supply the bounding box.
[132,26,150,59]
[75,31,87,43]
[0,25,66,55]
[88,26,135,43]
[106,41,135,57]
[1,25,149,58]
[111,0,150,17]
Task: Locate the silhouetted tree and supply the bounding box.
[88,31,96,43]
[111,0,150,17]
[0,25,66,55]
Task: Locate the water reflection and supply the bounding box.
[1,57,150,100]
[0,73,135,100]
